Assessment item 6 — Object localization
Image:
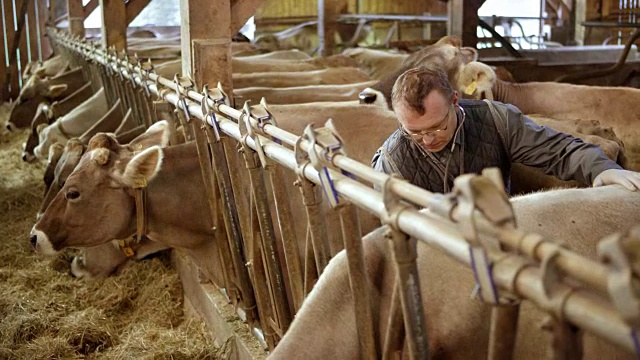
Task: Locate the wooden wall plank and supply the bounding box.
[125,0,151,25]
[3,0,20,99]
[100,0,126,50]
[27,0,37,62]
[0,0,7,101]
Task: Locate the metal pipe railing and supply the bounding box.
[47,27,640,355]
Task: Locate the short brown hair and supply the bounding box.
[391,66,454,115]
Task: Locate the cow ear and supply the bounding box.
[47,84,67,98]
[460,47,479,63]
[121,146,163,188]
[127,120,171,151]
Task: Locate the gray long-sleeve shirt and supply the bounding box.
[372,99,620,193]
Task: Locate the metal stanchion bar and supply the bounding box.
[267,165,305,313]
[201,125,258,322]
[239,147,292,334]
[388,229,428,359]
[339,203,378,359]
[382,283,405,359]
[296,178,330,275]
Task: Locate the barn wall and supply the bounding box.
[254,0,447,19]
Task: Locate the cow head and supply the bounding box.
[38,139,86,219]
[23,103,54,162]
[42,142,66,197]
[358,36,497,110]
[8,69,67,131]
[31,121,171,255]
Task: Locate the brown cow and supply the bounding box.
[22,55,70,83]
[9,67,86,130]
[232,54,358,73]
[33,88,109,160]
[31,104,398,288]
[358,38,640,172]
[232,67,371,88]
[269,185,640,359]
[234,81,377,105]
[22,82,94,162]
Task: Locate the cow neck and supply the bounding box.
[492,80,535,114]
[136,142,211,249]
[119,155,149,258]
[56,120,72,140]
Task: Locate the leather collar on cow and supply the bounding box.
[117,157,149,257]
[56,120,72,140]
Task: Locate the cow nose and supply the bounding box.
[6,123,13,132]
[30,234,37,248]
[359,92,376,104]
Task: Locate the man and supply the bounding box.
[371,67,640,193]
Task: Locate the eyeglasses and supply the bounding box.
[403,105,452,143]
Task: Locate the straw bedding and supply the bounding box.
[0,103,223,359]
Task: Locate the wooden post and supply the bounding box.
[38,0,52,60]
[318,0,338,56]
[17,0,29,78]
[573,0,586,45]
[180,0,232,92]
[100,0,126,51]
[230,0,266,36]
[67,0,85,37]
[447,0,485,47]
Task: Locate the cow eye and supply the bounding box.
[65,189,80,200]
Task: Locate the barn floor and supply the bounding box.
[0,103,225,359]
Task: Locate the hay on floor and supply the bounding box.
[0,102,224,359]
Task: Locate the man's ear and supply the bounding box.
[47,84,67,98]
[127,120,171,152]
[121,146,164,188]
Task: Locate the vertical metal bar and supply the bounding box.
[239,146,292,335]
[488,305,520,360]
[388,229,429,359]
[545,319,583,360]
[303,226,319,296]
[383,282,405,360]
[339,203,378,359]
[248,190,279,349]
[202,124,259,324]
[296,178,331,275]
[267,165,304,312]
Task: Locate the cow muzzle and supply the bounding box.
[22,151,36,163]
[29,226,57,255]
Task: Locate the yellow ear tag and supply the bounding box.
[133,178,147,188]
[464,80,478,95]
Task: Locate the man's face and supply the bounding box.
[396,91,458,153]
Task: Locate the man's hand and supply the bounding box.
[593,169,640,191]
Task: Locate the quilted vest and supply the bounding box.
[383,100,511,193]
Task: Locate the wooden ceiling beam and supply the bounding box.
[126,0,152,25]
[83,0,98,18]
[230,0,266,34]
